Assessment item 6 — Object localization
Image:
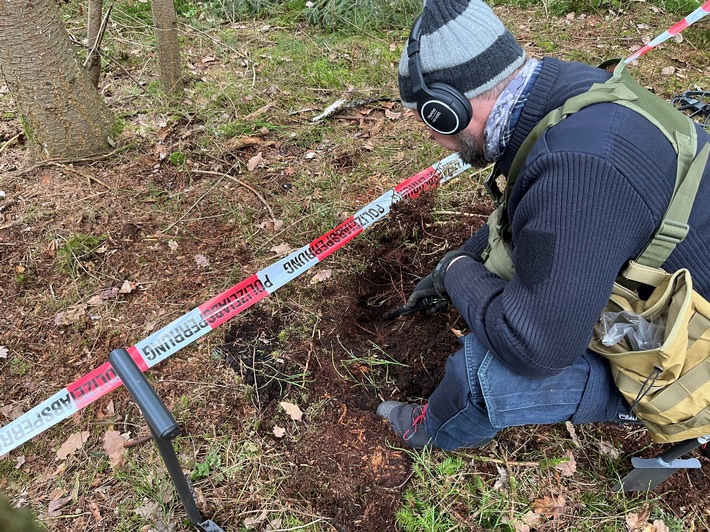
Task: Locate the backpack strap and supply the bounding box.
[493,60,706,273]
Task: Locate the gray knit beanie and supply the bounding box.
[399,0,526,109]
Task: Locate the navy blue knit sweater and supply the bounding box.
[444,57,710,378]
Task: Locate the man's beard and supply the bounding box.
[457,130,488,167]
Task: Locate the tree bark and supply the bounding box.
[151,0,184,96]
[0,0,114,158]
[0,0,115,159]
[86,0,104,88]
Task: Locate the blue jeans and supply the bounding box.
[426,333,632,450]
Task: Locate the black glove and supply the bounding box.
[384,250,478,320]
[383,274,450,319]
[430,249,478,295]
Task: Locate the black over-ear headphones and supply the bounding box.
[407,15,472,135]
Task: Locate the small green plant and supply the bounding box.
[56,233,105,277]
[168,150,186,165]
[10,357,30,376]
[191,448,222,481]
[395,451,462,532]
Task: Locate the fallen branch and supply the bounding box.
[311,98,347,122]
[190,168,277,223]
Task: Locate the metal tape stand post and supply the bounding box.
[108,348,225,532]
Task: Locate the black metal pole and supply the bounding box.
[108,348,213,529]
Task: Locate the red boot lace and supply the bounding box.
[403,403,428,442]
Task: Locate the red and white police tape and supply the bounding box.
[625,0,710,63]
[0,153,471,456]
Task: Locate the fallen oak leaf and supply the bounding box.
[553,451,577,477]
[532,494,566,519]
[103,430,129,469]
[56,431,90,460]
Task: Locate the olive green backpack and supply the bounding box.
[481,60,710,443]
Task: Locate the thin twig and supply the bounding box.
[161,171,228,234]
[470,455,541,467]
[433,210,488,218]
[10,146,129,178]
[48,162,112,190]
[83,4,113,68]
[123,434,153,448]
[69,35,151,96]
[0,134,21,156]
[190,168,277,223]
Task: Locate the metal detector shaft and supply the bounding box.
[109,349,224,532]
[614,436,706,492]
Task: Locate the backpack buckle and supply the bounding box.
[484,164,504,207]
[656,219,690,244]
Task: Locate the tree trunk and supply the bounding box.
[86,0,104,88]
[0,0,115,160]
[151,0,184,96]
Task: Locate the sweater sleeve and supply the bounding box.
[444,152,656,377]
[460,224,489,259]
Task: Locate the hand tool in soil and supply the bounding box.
[613,435,710,492]
[383,296,449,320]
[109,348,225,532]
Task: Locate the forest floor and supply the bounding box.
[1,2,710,531]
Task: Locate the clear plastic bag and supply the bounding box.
[600,310,666,350]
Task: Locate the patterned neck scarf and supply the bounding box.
[483,58,541,162]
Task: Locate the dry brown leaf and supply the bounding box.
[134,499,160,519]
[244,509,269,529]
[119,280,137,294]
[384,109,401,120]
[56,431,90,460]
[532,494,566,518]
[0,404,24,421]
[565,421,582,447]
[554,451,577,477]
[270,243,293,256]
[55,304,87,326]
[650,520,670,532]
[310,269,332,284]
[626,508,650,531]
[492,465,508,491]
[597,439,620,459]
[247,152,263,171]
[48,495,73,517]
[103,430,128,469]
[280,401,303,421]
[194,254,210,268]
[661,66,675,76]
[87,287,120,306]
[89,500,102,521]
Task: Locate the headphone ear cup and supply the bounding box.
[418,82,472,135]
